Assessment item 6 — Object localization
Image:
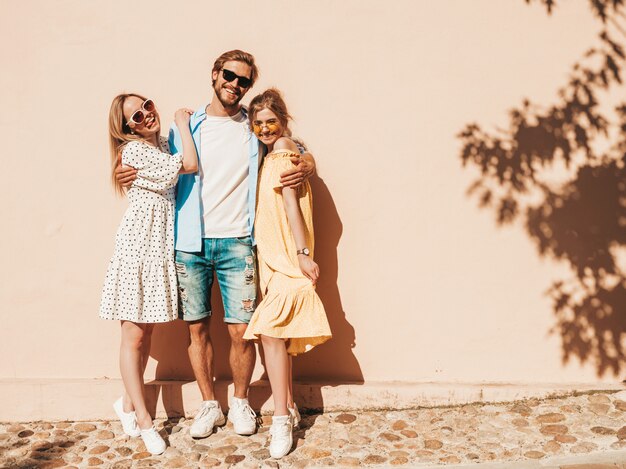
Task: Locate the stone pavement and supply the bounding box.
[1,390,626,468]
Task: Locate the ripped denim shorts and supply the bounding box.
[175,236,257,323]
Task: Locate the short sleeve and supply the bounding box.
[266,151,299,191]
[122,140,182,191]
[140,153,182,186]
[121,141,147,169]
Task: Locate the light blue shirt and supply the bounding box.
[169,104,259,253]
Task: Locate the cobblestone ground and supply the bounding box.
[1,391,626,468]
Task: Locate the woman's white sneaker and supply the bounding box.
[288,403,301,429]
[140,425,166,455]
[269,414,293,459]
[227,398,257,435]
[113,397,141,437]
[190,400,226,438]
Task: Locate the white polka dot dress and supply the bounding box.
[99,137,182,323]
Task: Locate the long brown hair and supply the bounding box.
[108,93,147,195]
[248,88,309,151]
[248,88,292,136]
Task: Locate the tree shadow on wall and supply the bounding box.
[458,0,626,378]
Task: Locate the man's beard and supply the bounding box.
[214,83,242,109]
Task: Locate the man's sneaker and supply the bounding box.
[288,403,301,429]
[140,425,166,455]
[113,397,141,437]
[190,400,225,438]
[269,414,293,459]
[227,398,257,435]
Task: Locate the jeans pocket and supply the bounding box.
[234,236,253,247]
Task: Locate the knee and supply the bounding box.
[121,324,150,350]
[124,336,145,350]
[228,324,249,347]
[260,334,283,350]
[188,321,211,345]
[231,335,250,351]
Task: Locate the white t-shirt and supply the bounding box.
[199,111,250,238]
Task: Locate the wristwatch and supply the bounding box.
[297,248,310,256]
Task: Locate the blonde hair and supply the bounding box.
[248,88,292,135]
[108,93,147,195]
[212,50,259,87]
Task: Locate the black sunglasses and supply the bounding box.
[222,69,252,88]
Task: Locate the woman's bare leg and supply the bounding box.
[260,335,290,416]
[122,326,152,413]
[287,354,295,409]
[120,321,155,429]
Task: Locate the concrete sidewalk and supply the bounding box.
[2,390,626,468]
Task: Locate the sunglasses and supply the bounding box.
[222,69,252,89]
[127,99,155,126]
[252,120,281,137]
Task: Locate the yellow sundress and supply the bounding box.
[243,150,331,355]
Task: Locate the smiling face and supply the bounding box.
[212,60,252,109]
[123,96,160,138]
[252,107,285,147]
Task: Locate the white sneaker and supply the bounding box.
[113,397,140,437]
[140,425,166,455]
[289,403,301,429]
[269,414,293,459]
[190,400,225,438]
[228,398,257,435]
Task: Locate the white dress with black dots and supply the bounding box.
[99,137,182,323]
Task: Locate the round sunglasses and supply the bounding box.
[127,99,156,126]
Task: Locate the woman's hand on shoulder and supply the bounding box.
[174,108,194,128]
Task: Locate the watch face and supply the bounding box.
[303,248,310,255]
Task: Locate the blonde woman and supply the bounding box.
[244,89,331,459]
[99,94,198,455]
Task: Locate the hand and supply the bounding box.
[298,255,319,285]
[115,150,137,188]
[279,154,315,188]
[174,108,194,128]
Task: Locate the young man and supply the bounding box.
[116,50,314,438]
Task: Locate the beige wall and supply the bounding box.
[1,0,620,390]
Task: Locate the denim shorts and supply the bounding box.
[175,236,257,323]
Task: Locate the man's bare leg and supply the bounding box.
[228,323,255,399]
[187,317,215,400]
